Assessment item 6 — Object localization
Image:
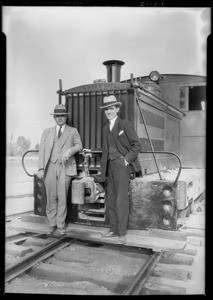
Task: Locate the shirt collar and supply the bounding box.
[56,124,65,132]
[109,116,117,129]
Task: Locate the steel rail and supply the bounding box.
[5,237,70,283]
[123,251,162,295]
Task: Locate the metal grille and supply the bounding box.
[67,90,134,148]
[66,89,134,170]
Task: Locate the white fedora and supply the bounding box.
[100,95,122,109]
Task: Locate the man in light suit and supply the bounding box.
[100,95,142,244]
[37,104,83,235]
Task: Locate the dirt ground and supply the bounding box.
[5,275,116,295]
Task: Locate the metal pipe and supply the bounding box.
[59,79,62,104]
[22,150,39,177]
[130,73,134,85]
[136,96,163,180]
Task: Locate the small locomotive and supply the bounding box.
[26,60,206,231]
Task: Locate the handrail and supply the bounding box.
[22,150,39,177]
[22,149,182,185]
[79,149,182,186]
[140,150,182,186]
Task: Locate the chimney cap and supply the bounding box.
[103,60,125,66]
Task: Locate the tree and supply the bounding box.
[8,133,15,156]
[8,142,16,156]
[16,136,31,155]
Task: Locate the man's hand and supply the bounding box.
[37,169,44,179]
[62,149,71,163]
[62,154,70,163]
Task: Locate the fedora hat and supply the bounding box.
[50,104,70,115]
[100,95,122,109]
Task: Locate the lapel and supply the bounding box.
[103,122,109,150]
[111,117,120,138]
[49,126,56,150]
[60,124,70,148]
[103,117,121,150]
[111,118,126,154]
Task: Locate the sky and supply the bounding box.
[2,6,211,149]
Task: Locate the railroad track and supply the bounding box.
[5,234,70,283]
[5,230,159,294]
[5,200,204,295]
[5,228,202,295]
[123,251,162,295]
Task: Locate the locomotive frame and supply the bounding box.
[23,60,206,232]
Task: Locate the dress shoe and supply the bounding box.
[58,228,66,235]
[47,226,56,235]
[101,231,118,238]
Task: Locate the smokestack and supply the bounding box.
[103,60,125,82]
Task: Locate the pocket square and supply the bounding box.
[119,130,124,136]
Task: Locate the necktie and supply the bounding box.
[58,126,62,139]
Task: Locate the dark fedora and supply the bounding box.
[100,95,122,109]
[50,104,70,115]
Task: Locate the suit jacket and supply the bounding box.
[101,117,142,180]
[38,124,83,176]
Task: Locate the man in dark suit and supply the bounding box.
[100,95,142,244]
[37,104,83,235]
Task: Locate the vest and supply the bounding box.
[49,133,63,163]
[107,128,123,160]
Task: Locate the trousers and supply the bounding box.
[106,158,131,236]
[44,161,71,228]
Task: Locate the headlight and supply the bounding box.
[162,217,170,226]
[162,200,174,216]
[162,185,173,198]
[149,70,161,82]
[163,204,172,212]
